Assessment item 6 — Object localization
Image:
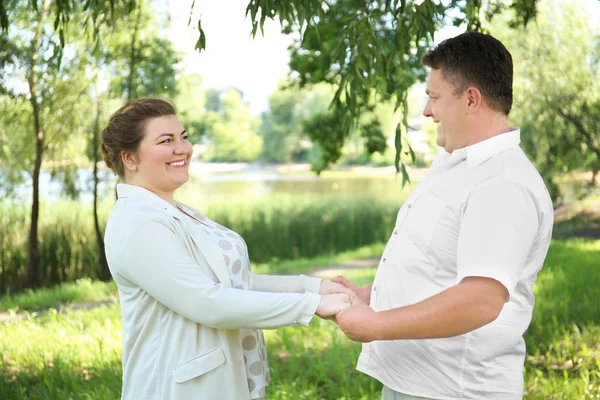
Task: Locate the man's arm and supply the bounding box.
[336,276,507,342]
[337,180,538,342]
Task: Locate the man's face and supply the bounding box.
[423,68,467,153]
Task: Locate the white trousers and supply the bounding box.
[381,386,437,400]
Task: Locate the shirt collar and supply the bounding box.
[116,183,179,215]
[464,128,520,170]
[433,129,520,171]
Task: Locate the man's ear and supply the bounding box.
[465,86,483,114]
[121,150,138,173]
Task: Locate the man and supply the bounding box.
[333,32,554,400]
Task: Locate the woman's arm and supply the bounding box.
[113,218,348,330]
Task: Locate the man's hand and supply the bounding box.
[319,279,355,297]
[335,295,380,343]
[316,293,351,319]
[332,275,372,305]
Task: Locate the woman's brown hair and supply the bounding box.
[101,98,176,177]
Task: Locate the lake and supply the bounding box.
[17,162,424,205]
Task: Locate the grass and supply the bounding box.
[1,238,599,399]
[0,279,118,313]
[1,198,599,399]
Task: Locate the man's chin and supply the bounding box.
[436,135,445,148]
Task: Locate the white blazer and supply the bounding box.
[104,184,322,400]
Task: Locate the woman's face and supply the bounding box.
[124,115,193,199]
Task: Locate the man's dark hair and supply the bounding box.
[422,32,513,115]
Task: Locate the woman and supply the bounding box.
[101,98,351,400]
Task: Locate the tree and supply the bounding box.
[87,0,181,280]
[0,1,94,287]
[492,0,600,203]
[175,73,206,144]
[302,107,387,174]
[103,0,180,101]
[259,81,309,163]
[202,88,263,162]
[1,0,542,178]
[244,0,539,177]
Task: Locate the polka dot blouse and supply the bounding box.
[179,206,270,399]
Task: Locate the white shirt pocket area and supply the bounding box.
[172,347,226,383]
[401,192,446,247]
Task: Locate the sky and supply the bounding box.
[169,0,294,115]
[169,0,600,116]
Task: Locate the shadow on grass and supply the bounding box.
[553,214,600,239]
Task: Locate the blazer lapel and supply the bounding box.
[117,184,231,287]
[170,211,232,287]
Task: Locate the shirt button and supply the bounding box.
[382,257,387,262]
[407,204,412,209]
[373,286,377,292]
[393,230,398,235]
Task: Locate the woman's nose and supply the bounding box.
[174,140,190,154]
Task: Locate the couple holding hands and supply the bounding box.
[102,32,553,400]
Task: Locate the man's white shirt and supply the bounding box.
[357,130,554,400]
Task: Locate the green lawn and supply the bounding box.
[1,238,599,399]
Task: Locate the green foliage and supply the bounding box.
[0,1,94,195]
[492,0,600,204]
[302,109,389,173]
[244,0,538,174]
[0,0,542,177]
[202,88,263,162]
[175,73,206,143]
[259,82,309,163]
[209,196,398,263]
[0,196,397,292]
[99,0,181,100]
[302,112,347,174]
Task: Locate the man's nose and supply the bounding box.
[423,101,433,117]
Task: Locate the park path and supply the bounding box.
[0,257,381,323]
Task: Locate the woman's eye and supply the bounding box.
[160,138,172,144]
[182,135,189,141]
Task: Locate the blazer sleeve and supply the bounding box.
[116,217,321,330]
[249,273,322,294]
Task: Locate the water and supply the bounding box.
[9,162,419,204]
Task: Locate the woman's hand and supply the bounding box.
[332,275,372,305]
[316,293,351,319]
[319,279,355,297]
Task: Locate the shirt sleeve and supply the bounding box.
[456,180,539,298]
[116,217,321,330]
[249,273,322,294]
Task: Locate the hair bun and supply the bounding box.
[101,141,113,169]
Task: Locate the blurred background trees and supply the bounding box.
[0,0,598,288]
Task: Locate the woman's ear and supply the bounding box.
[121,150,138,173]
[465,86,483,114]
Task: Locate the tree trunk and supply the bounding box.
[126,5,142,101]
[93,82,111,281]
[27,109,43,288]
[26,0,51,289]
